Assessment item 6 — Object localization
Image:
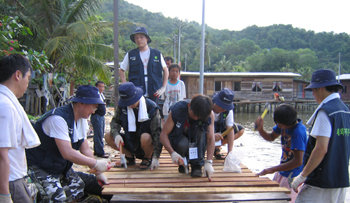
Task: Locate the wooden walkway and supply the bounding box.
[102,151,290,202]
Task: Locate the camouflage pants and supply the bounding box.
[28,166,85,202]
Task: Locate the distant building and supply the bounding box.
[337,74,350,101]
[180,72,306,101]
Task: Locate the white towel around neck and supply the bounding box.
[127,96,149,132]
[0,84,40,148]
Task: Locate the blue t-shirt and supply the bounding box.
[273,120,307,178]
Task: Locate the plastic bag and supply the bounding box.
[223,151,241,173]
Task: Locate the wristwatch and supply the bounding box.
[206,160,213,164]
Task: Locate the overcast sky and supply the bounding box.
[125,0,350,34]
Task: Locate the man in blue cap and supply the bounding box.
[212,88,244,160]
[291,69,350,203]
[119,27,169,103]
[26,85,112,202]
[106,82,162,170]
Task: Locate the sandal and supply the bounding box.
[126,156,136,166]
[139,158,152,170]
[214,147,225,160]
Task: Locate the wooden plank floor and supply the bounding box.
[103,151,290,202]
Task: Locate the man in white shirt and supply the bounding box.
[0,54,41,203]
[212,88,244,160]
[119,27,169,104]
[26,85,111,202]
[291,69,350,203]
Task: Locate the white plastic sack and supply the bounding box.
[223,151,241,173]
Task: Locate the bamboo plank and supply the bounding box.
[108,167,250,172]
[106,172,257,179]
[104,181,279,188]
[111,193,290,202]
[103,186,290,195]
[107,176,271,184]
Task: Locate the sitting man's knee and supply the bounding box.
[140,133,152,144]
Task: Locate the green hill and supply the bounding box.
[98,0,350,77]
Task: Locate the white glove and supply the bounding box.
[96,173,109,185]
[171,151,183,164]
[291,174,307,192]
[114,134,124,149]
[93,159,109,172]
[204,160,214,180]
[154,86,166,97]
[150,156,159,170]
[0,194,12,203]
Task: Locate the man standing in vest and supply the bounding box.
[160,95,215,179]
[91,81,109,158]
[106,82,162,170]
[291,69,350,203]
[119,27,169,103]
[26,85,112,202]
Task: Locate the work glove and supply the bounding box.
[154,86,166,98]
[291,174,307,192]
[114,134,124,150]
[93,159,110,172]
[150,156,159,170]
[171,151,183,165]
[204,160,214,181]
[96,173,109,185]
[0,194,12,203]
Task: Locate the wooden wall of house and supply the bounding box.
[237,77,293,101]
[340,80,350,101]
[181,75,296,101]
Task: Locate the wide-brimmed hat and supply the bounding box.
[212,88,234,111]
[130,27,152,43]
[71,85,104,104]
[305,69,343,90]
[118,82,143,107]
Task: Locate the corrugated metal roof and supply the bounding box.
[180,71,301,77]
[337,74,350,80]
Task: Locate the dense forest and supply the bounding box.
[98,0,350,80]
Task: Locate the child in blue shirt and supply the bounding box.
[255,104,307,203]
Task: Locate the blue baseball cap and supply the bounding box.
[118,82,144,107]
[71,85,104,104]
[212,88,235,111]
[130,27,152,43]
[305,69,343,90]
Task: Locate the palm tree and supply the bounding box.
[8,0,113,88]
[214,56,233,72]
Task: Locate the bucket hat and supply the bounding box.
[305,69,343,90]
[130,27,152,43]
[71,85,104,104]
[118,82,144,107]
[212,88,234,110]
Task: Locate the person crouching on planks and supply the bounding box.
[160,95,215,179]
[211,88,245,160]
[105,82,162,170]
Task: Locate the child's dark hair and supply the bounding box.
[190,94,213,121]
[0,54,32,83]
[164,56,173,63]
[169,63,181,72]
[273,104,297,126]
[95,81,105,87]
